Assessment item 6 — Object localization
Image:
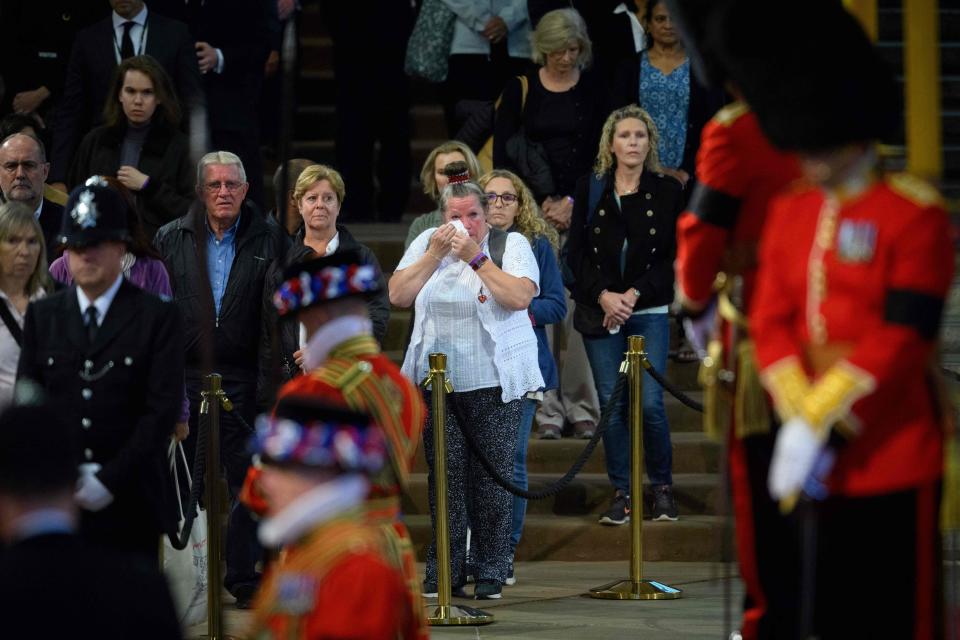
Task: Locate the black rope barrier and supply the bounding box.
[450,372,628,500]
[640,356,704,413]
[167,408,209,550]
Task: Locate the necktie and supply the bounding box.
[120,21,136,59]
[84,306,99,344]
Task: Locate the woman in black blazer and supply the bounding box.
[566,104,683,524]
[69,55,193,240]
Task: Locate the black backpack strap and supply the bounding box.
[0,298,22,347]
[487,226,507,269]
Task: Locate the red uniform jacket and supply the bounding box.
[250,514,416,640]
[750,173,954,496]
[676,103,802,312]
[245,333,428,639]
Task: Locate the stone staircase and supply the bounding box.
[277,4,728,565]
[876,2,960,200]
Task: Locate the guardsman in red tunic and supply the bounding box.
[243,249,427,638]
[675,99,803,640]
[248,397,417,640]
[728,1,954,637]
[671,1,804,633]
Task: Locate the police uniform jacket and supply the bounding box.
[16,280,186,538]
[566,169,683,312]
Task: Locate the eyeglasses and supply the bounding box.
[485,192,518,206]
[204,181,244,193]
[1,161,42,174]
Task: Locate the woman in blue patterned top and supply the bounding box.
[611,0,725,191]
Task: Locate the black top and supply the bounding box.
[0,532,182,639]
[494,69,607,200]
[566,170,684,311]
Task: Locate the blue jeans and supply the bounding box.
[582,312,672,493]
[510,396,537,553]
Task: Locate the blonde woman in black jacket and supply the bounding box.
[566,104,683,524]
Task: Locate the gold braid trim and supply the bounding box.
[760,356,812,423]
[698,338,730,442]
[312,346,416,487]
[250,513,384,634]
[734,341,771,437]
[801,360,876,437]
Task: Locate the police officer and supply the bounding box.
[16,178,185,562]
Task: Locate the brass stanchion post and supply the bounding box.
[590,336,682,600]
[200,373,235,639]
[422,353,494,626]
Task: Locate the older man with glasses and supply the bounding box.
[0,133,63,261]
[154,150,288,609]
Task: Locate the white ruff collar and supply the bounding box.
[258,474,368,547]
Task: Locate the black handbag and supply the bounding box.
[505,129,556,200]
[572,301,607,337]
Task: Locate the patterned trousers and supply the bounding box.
[423,386,521,586]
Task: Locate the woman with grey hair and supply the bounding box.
[493,7,605,221]
[0,201,49,407]
[389,176,543,601]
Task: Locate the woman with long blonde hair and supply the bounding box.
[477,169,565,584]
[566,104,684,524]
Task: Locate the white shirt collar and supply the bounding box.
[613,2,645,52]
[323,232,340,256]
[76,274,124,327]
[301,314,373,371]
[112,4,148,30]
[258,474,368,547]
[33,200,42,219]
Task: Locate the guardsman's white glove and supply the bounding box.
[768,417,821,500]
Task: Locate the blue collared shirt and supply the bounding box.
[207,214,240,318]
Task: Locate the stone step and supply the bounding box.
[400,472,723,518]
[299,36,333,71]
[297,70,445,107]
[289,138,447,176]
[878,8,960,42]
[878,42,960,76]
[404,514,729,562]
[294,104,447,142]
[410,431,720,476]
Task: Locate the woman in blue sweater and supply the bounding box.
[479,169,565,584]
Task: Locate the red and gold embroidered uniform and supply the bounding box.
[676,102,801,312]
[267,334,427,638]
[675,102,802,640]
[249,513,417,640]
[751,172,954,496]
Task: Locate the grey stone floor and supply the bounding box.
[186,561,745,639]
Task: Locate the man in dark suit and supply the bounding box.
[0,402,183,639]
[0,133,63,261]
[49,0,204,188]
[0,1,106,121]
[17,180,185,561]
[150,0,270,207]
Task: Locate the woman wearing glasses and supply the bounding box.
[389,174,543,600]
[478,169,565,585]
[67,55,193,239]
[256,164,390,409]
